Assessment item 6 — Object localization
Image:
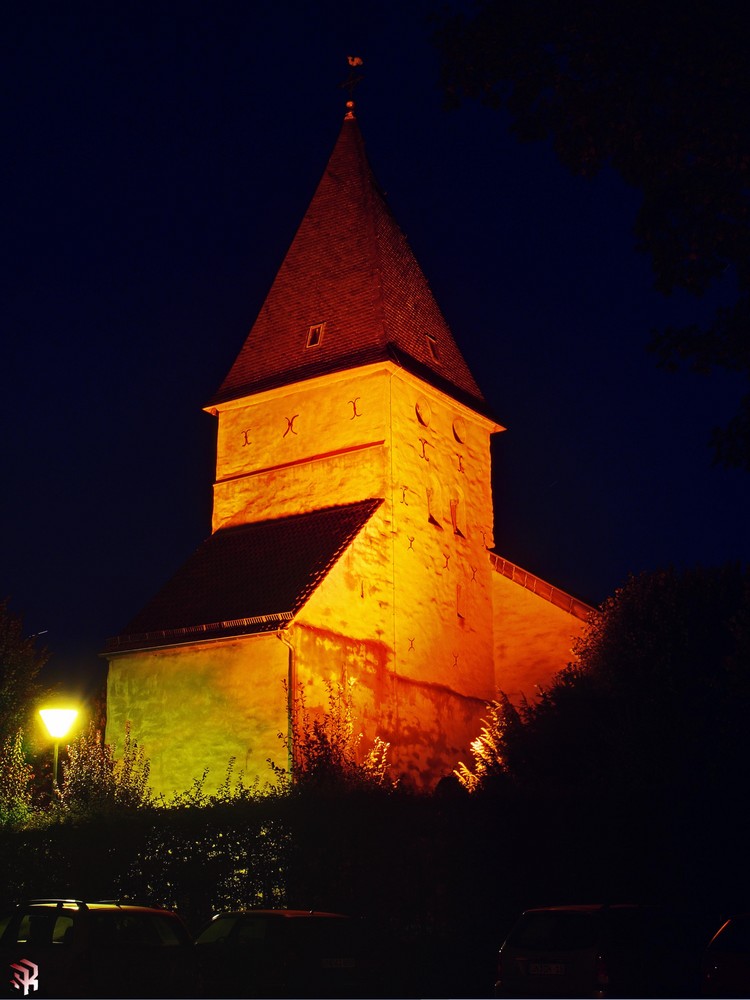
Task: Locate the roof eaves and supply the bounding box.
[207,345,499,423]
[205,345,390,407]
[385,345,499,423]
[105,611,294,655]
[490,552,597,621]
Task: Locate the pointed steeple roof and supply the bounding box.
[209,108,486,412]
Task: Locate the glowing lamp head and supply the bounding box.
[39,708,78,739]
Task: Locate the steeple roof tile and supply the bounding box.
[105,499,382,652]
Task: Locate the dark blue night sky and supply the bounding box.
[3,1,747,688]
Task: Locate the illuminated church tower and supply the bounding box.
[105,100,591,793]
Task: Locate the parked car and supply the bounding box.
[0,898,195,999]
[194,908,381,998]
[702,912,750,997]
[494,903,710,998]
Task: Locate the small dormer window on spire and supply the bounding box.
[306,323,325,348]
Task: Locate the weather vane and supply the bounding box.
[342,55,363,118]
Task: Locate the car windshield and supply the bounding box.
[88,911,187,947]
[196,916,248,945]
[507,911,599,951]
[8,912,74,947]
[286,918,354,952]
[196,915,354,950]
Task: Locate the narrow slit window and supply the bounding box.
[427,486,442,528]
[425,332,440,361]
[450,498,465,537]
[306,323,325,348]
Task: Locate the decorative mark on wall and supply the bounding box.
[400,486,409,505]
[443,552,450,569]
[480,530,489,549]
[456,453,465,473]
[452,653,459,667]
[283,415,299,437]
[470,565,478,582]
[407,536,415,550]
[418,437,432,461]
[242,430,252,447]
[408,637,415,651]
[348,397,362,418]
[415,397,431,426]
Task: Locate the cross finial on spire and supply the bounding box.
[342,56,363,119]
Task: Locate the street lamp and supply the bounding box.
[39,708,78,788]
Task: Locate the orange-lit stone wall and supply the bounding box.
[491,571,589,703]
[221,362,507,788]
[106,634,289,797]
[211,368,391,529]
[288,618,488,788]
[386,370,499,700]
[107,360,590,794]
[380,371,501,784]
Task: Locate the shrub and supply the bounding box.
[454,694,522,792]
[56,721,152,817]
[270,679,393,793]
[0,730,34,828]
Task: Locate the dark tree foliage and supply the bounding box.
[435,0,750,468]
[0,731,34,828]
[467,565,750,796]
[0,599,47,744]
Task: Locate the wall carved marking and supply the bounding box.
[283,414,299,437]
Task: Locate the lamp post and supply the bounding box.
[39,708,78,788]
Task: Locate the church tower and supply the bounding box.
[105,100,591,793]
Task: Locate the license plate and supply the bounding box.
[529,962,565,975]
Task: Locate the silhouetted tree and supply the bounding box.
[460,565,750,795]
[0,599,47,745]
[0,730,34,828]
[435,0,750,468]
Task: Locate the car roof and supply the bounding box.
[522,904,646,915]
[212,909,348,920]
[19,900,179,916]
